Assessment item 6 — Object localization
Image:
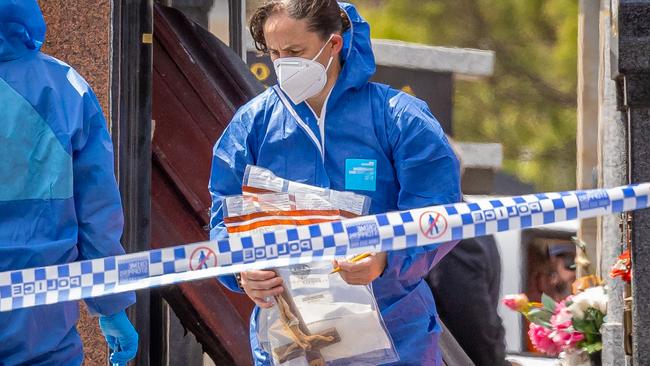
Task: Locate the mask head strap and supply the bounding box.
[312,34,335,62]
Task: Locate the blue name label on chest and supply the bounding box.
[345,159,377,192]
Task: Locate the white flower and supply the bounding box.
[568,301,586,319]
[569,286,607,319]
[560,350,590,366]
[568,295,591,320]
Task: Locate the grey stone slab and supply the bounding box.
[245,32,497,77]
[599,2,628,362]
[619,0,650,4]
[618,2,650,73]
[456,142,503,169]
[632,208,650,364]
[624,73,650,108]
[630,110,650,181]
[619,41,650,72]
[619,3,650,38]
[630,109,650,364]
[602,323,626,366]
[371,40,495,77]
[599,87,626,327]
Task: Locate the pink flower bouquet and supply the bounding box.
[503,288,605,357]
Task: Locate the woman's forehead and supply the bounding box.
[264,12,321,50]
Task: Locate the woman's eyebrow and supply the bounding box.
[280,44,302,51]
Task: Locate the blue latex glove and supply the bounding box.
[99,310,139,366]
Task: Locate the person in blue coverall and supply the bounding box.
[0,1,138,365]
[209,1,461,365]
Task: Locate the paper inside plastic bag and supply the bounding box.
[258,261,398,366]
[242,165,371,217]
[223,166,396,365]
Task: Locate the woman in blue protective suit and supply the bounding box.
[0,1,138,365]
[209,1,461,365]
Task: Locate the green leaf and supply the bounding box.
[577,308,605,335]
[529,319,553,329]
[582,342,603,354]
[529,307,554,317]
[527,308,553,327]
[542,293,557,313]
[585,308,606,329]
[572,317,596,336]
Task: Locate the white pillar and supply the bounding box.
[577,0,601,277]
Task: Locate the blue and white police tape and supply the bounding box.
[1,183,649,312]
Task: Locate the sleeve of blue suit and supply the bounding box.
[73,88,137,315]
[381,91,462,283]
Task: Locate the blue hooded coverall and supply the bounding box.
[0,1,135,364]
[209,3,461,365]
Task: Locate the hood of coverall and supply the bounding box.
[328,2,376,103]
[0,0,46,61]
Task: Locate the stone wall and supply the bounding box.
[616,1,650,363]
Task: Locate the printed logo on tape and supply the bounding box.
[471,202,542,223]
[243,240,313,262]
[0,183,648,314]
[190,247,218,270]
[12,277,81,296]
[346,220,380,248]
[419,211,448,239]
[577,190,610,210]
[118,257,150,284]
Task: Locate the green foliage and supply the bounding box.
[352,0,578,191]
[526,307,553,329]
[541,293,558,314]
[573,307,605,353]
[573,307,605,336]
[582,341,603,354]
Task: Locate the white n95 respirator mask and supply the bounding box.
[273,35,334,104]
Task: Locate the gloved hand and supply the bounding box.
[99,310,139,366]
